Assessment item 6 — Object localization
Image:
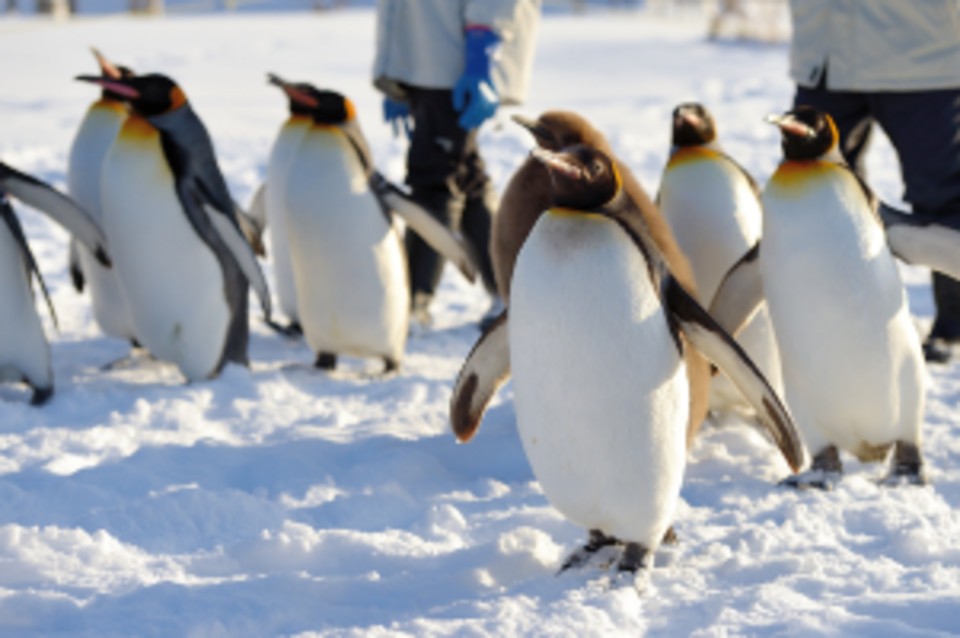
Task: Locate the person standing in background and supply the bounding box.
[787,1,960,363]
[373,0,541,328]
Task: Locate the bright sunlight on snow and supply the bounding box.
[0,5,958,637]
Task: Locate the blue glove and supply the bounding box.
[383,97,413,139]
[452,27,501,131]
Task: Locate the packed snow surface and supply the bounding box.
[0,7,959,637]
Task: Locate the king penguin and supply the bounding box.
[717,106,928,488]
[68,48,138,345]
[657,102,782,417]
[450,144,803,573]
[259,73,316,336]
[274,79,477,372]
[75,73,272,382]
[495,111,712,447]
[0,162,112,405]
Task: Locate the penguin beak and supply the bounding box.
[765,113,815,140]
[90,47,123,80]
[512,114,555,147]
[75,75,140,99]
[675,107,700,129]
[267,74,318,109]
[530,147,584,180]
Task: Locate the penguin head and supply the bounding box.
[76,73,187,117]
[531,144,621,211]
[767,106,839,161]
[89,48,135,101]
[512,111,610,153]
[671,102,717,147]
[267,75,355,125]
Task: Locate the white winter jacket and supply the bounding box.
[789,0,960,91]
[373,0,541,105]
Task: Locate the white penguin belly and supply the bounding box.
[266,117,310,323]
[510,212,688,547]
[660,154,782,410]
[659,154,761,301]
[284,128,407,361]
[68,102,136,341]
[0,224,50,388]
[762,171,924,456]
[100,120,231,381]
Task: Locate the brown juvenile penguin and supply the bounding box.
[492,110,711,445]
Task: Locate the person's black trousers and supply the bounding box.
[403,87,498,307]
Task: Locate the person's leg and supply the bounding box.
[404,88,473,323]
[458,147,499,297]
[871,89,960,361]
[459,174,503,329]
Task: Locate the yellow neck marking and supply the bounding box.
[547,207,605,221]
[287,114,311,125]
[769,160,845,193]
[92,99,128,115]
[120,114,158,141]
[667,145,720,168]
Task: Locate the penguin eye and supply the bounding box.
[591,160,604,175]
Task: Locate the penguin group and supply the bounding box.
[451,101,960,575]
[0,49,479,402]
[6,48,960,581]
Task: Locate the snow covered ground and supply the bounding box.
[1,6,959,637]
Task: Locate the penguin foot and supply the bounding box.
[661,526,679,546]
[382,357,400,374]
[779,469,842,491]
[879,466,928,487]
[266,319,303,340]
[557,529,619,574]
[922,337,957,364]
[616,543,652,573]
[880,441,928,486]
[314,352,338,370]
[29,386,53,407]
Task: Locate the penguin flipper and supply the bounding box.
[236,192,266,257]
[370,172,479,283]
[0,162,110,267]
[68,238,85,293]
[450,310,511,442]
[708,243,763,336]
[1,200,59,331]
[202,203,273,322]
[880,201,960,281]
[664,276,803,473]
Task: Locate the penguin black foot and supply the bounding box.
[661,526,679,546]
[880,441,928,487]
[616,543,652,573]
[781,445,843,491]
[780,469,842,491]
[922,337,958,364]
[557,529,619,574]
[266,319,303,339]
[314,352,338,370]
[382,357,400,374]
[30,386,53,407]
